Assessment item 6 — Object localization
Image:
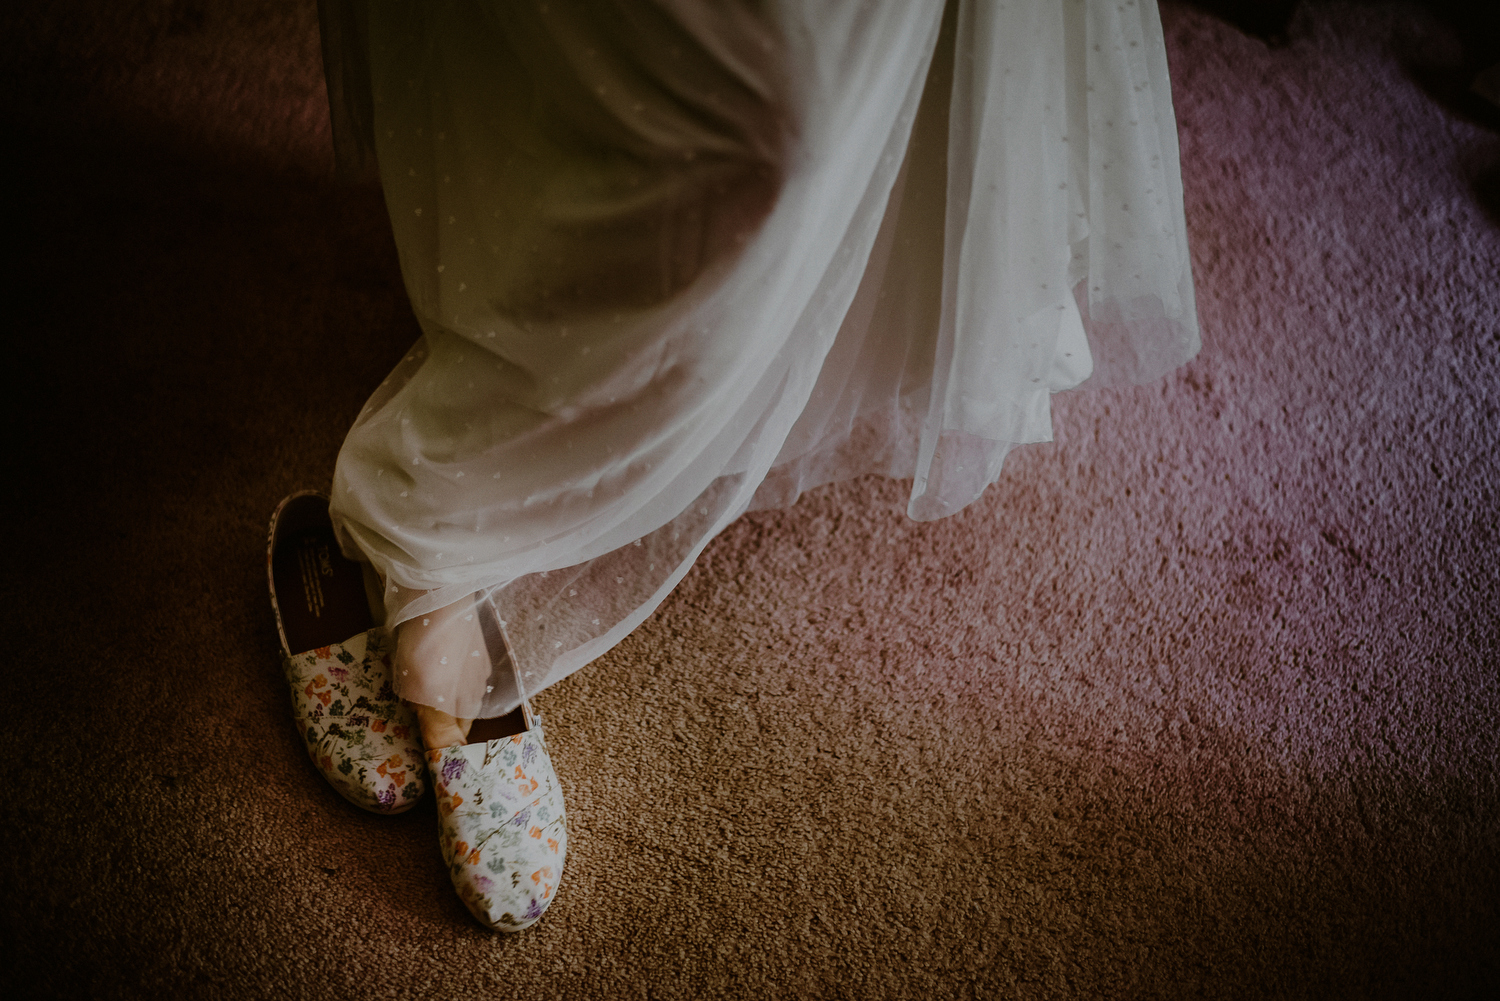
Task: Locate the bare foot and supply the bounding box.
[392,591,491,747]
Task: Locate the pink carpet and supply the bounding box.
[4,1,1497,997]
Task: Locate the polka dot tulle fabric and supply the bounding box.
[323,0,1199,718]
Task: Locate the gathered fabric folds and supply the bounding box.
[321,0,1199,718]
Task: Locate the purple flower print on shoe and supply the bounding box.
[269,492,427,814]
[430,718,568,932]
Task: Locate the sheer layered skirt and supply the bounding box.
[320,0,1199,717]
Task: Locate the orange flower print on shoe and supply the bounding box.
[431,721,568,933]
[282,629,427,813]
[269,492,427,814]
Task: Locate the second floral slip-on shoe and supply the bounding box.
[268,491,427,814]
[281,628,427,812]
[431,688,567,932]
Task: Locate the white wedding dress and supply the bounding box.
[318,0,1199,718]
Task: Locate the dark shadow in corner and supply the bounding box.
[1181,0,1500,224]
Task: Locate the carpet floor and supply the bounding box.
[4,1,1497,998]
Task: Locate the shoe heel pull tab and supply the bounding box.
[513,655,537,732]
[479,587,538,732]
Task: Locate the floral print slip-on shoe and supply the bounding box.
[431,709,568,932]
[282,628,427,812]
[269,491,427,814]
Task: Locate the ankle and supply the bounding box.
[416,704,472,750]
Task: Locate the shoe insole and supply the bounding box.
[469,707,527,742]
[272,495,374,654]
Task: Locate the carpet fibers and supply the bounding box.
[3,1,1498,998]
